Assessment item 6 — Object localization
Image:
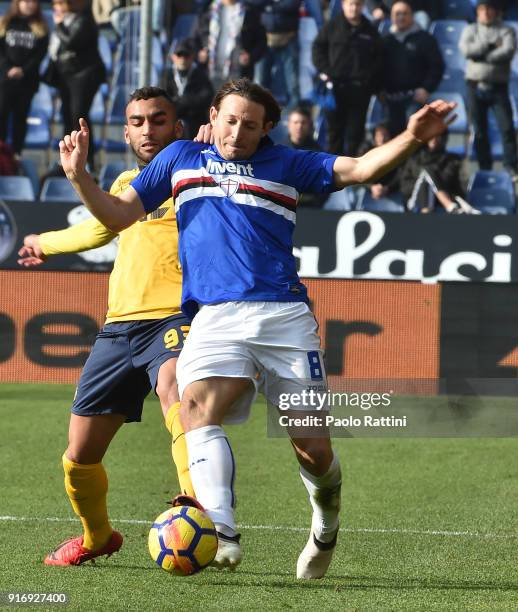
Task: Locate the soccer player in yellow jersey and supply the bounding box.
[18,87,197,566]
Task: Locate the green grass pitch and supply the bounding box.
[1,384,518,611]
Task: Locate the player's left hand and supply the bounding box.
[59,117,89,181]
[194,123,214,144]
[407,100,457,144]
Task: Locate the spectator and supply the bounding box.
[44,0,106,168]
[366,0,440,29]
[287,106,320,150]
[399,132,472,213]
[459,0,518,179]
[380,1,444,135]
[165,38,214,138]
[357,122,401,200]
[287,106,325,207]
[0,0,48,157]
[194,0,266,90]
[248,0,301,108]
[312,0,383,156]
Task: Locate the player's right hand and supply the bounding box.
[17,234,46,267]
[59,117,89,181]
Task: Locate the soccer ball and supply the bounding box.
[148,505,218,575]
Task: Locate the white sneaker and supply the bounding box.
[296,530,338,579]
[211,531,242,570]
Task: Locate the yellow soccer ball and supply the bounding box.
[148,506,218,575]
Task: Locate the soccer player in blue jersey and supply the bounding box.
[57,79,455,578]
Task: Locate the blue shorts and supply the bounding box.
[72,314,191,422]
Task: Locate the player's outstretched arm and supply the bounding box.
[60,118,145,232]
[332,100,457,188]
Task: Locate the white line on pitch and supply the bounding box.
[0,515,516,540]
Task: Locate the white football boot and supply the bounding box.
[297,482,341,579]
[211,530,242,570]
[296,528,338,579]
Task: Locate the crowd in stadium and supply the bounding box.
[0,0,518,213]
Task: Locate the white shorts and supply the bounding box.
[176,301,327,423]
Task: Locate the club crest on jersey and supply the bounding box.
[219,177,239,197]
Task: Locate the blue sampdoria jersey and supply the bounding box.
[131,138,338,319]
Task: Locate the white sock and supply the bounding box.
[299,453,341,543]
[185,425,236,532]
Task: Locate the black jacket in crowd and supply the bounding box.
[365,0,442,21]
[53,9,105,79]
[165,64,214,136]
[244,0,301,34]
[382,29,444,94]
[312,14,383,94]
[399,146,464,201]
[194,5,266,81]
[0,16,48,90]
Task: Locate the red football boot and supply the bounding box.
[44,531,123,566]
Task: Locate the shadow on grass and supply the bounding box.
[200,570,518,593]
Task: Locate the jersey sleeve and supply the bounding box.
[131,140,185,213]
[283,147,339,194]
[40,217,116,256]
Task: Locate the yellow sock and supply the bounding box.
[165,402,195,497]
[62,454,113,551]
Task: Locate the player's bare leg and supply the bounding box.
[45,414,125,566]
[180,376,253,569]
[156,358,195,497]
[290,434,341,579]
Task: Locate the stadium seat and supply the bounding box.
[356,189,406,213]
[99,160,128,190]
[0,176,35,201]
[24,111,51,150]
[441,0,475,21]
[29,83,54,121]
[467,189,515,213]
[40,177,81,202]
[19,158,40,196]
[437,67,467,99]
[429,20,468,47]
[467,170,516,213]
[468,169,515,193]
[440,44,466,71]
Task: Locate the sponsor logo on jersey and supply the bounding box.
[206,159,255,177]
